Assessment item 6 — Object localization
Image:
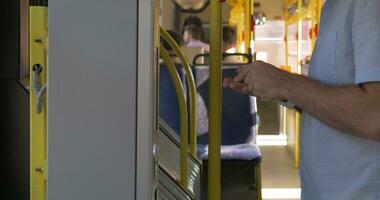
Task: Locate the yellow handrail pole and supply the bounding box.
[244,0,252,54]
[283,2,290,154]
[228,0,244,53]
[295,0,303,168]
[309,0,316,50]
[316,0,323,30]
[30,5,48,200]
[209,0,222,199]
[251,0,255,50]
[160,46,189,188]
[160,27,198,157]
[285,5,289,67]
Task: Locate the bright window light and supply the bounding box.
[262,188,301,199]
[226,47,236,53]
[240,43,245,53]
[257,135,288,146]
[256,51,268,62]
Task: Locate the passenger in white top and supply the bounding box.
[183,25,210,52]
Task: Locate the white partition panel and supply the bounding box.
[48,0,138,199]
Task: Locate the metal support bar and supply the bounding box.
[30,5,48,200]
[294,0,303,168]
[316,0,323,30]
[244,0,252,54]
[160,27,198,157]
[284,6,289,67]
[160,46,189,188]
[208,0,222,199]
[309,0,316,50]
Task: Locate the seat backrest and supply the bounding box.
[194,66,257,145]
[158,63,186,135]
[182,47,204,65]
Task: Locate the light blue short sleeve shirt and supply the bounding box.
[301,0,380,199]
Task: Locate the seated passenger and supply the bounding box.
[183,25,210,52]
[160,30,183,64]
[222,26,243,64]
[159,30,186,135]
[182,16,203,34]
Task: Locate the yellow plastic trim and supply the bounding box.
[160,46,189,188]
[209,0,222,199]
[30,6,48,200]
[160,27,198,157]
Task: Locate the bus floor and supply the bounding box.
[260,146,301,200]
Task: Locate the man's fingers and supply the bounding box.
[223,78,234,87]
[234,69,249,82]
[236,66,247,73]
[234,65,253,82]
[230,82,248,94]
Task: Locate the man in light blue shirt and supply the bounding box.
[224,0,380,199]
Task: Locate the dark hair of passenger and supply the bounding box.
[182,16,204,40]
[160,30,183,51]
[183,25,203,41]
[223,26,236,47]
[182,16,203,29]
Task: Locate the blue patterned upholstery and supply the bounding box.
[159,64,186,136]
[194,66,258,146]
[159,64,259,148]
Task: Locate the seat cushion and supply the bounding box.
[198,143,261,161]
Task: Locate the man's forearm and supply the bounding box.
[281,73,380,141]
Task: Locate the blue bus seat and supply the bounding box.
[194,65,262,199]
[197,143,261,161]
[158,63,187,136]
[194,66,258,146]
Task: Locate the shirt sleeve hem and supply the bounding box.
[355,68,380,84]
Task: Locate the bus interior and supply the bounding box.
[0,0,324,200]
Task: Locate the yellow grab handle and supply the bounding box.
[160,46,189,188]
[160,27,198,157]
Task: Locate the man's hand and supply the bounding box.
[223,60,380,141]
[223,61,290,100]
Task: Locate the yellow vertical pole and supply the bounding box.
[251,0,255,52]
[236,13,244,53]
[283,3,290,141]
[285,6,289,67]
[295,0,302,168]
[310,0,316,50]
[244,0,252,54]
[30,5,48,200]
[209,0,222,199]
[316,0,323,30]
